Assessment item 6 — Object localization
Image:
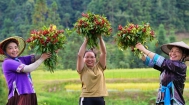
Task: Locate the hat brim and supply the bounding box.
[161,41,189,61]
[0,36,26,62]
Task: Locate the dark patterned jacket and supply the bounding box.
[144,54,186,105]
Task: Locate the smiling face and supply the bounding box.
[169,46,184,61]
[84,51,96,68]
[5,42,19,58]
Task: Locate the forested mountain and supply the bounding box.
[0,0,189,69]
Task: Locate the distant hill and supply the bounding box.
[176,32,189,44]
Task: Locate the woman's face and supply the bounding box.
[5,42,19,58]
[84,51,96,68]
[169,46,183,61]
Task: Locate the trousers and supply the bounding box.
[79,97,105,105]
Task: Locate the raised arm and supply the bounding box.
[135,43,156,60]
[99,36,106,69]
[77,38,87,73]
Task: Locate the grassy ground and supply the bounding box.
[30,68,189,105]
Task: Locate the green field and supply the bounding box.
[27,68,189,105]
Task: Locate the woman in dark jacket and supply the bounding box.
[135,41,189,105]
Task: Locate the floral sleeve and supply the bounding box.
[144,54,165,71]
[161,59,186,75]
[144,54,165,67]
[144,56,154,67]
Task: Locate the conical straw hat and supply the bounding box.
[161,41,189,61]
[0,36,26,62]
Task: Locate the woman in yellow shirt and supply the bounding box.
[77,36,108,105]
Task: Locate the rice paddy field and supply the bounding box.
[27,68,189,105]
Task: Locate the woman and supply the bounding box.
[135,41,189,105]
[0,36,51,105]
[77,36,108,105]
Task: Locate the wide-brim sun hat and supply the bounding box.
[161,41,189,61]
[0,36,26,62]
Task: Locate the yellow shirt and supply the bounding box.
[79,62,108,97]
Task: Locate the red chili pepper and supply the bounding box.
[118,25,123,30]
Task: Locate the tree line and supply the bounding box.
[0,0,188,70]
